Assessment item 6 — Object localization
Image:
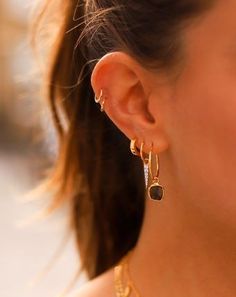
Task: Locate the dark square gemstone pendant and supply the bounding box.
[148,182,164,200]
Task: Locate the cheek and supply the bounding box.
[169,65,236,227]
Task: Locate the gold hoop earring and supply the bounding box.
[94,89,105,112]
[140,141,149,165]
[140,141,150,189]
[147,143,164,201]
[130,138,140,156]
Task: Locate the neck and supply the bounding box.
[128,177,236,297]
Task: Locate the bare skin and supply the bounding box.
[75,0,236,296]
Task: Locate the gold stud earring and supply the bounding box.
[94,89,106,112]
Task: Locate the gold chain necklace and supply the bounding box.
[114,250,142,297]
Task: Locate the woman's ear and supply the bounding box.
[91,51,170,154]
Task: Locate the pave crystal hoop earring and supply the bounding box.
[130,138,150,190]
[94,89,105,112]
[147,143,164,200]
[130,138,146,185]
[140,141,150,190]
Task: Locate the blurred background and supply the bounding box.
[0,1,86,296]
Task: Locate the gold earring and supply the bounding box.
[147,143,164,201]
[140,141,149,189]
[94,89,105,112]
[130,139,164,200]
[130,138,140,156]
[140,141,149,165]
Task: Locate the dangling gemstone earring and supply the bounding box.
[147,142,164,200]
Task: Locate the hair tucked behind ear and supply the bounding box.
[35,0,215,280]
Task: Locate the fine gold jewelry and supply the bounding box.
[140,141,149,165]
[147,143,164,200]
[114,250,141,297]
[130,139,149,188]
[129,138,164,200]
[94,88,105,112]
[140,141,150,190]
[130,138,141,156]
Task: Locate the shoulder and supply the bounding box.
[73,267,115,297]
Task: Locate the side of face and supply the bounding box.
[165,0,236,229]
[91,0,236,230]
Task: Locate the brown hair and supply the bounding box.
[36,0,215,280]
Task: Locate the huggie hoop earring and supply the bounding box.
[94,89,105,112]
[130,138,140,156]
[147,144,164,201]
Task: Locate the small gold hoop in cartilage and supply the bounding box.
[94,89,106,112]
